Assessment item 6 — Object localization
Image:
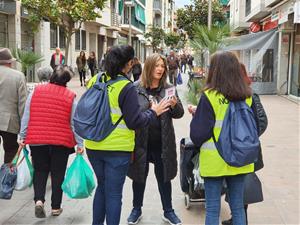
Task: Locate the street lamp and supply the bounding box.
[125,1,134,46]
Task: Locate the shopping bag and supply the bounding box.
[15,148,34,191]
[62,154,95,199]
[177,72,183,85]
[0,146,22,199]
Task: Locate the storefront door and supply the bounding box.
[290,26,300,97]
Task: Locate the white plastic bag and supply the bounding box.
[15,148,34,191]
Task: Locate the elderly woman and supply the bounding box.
[37,66,53,83]
[18,65,83,218]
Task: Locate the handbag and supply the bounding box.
[177,72,183,85]
[0,146,22,199]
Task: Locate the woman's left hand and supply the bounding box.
[169,96,177,108]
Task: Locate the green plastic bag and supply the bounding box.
[62,154,95,199]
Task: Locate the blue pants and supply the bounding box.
[204,175,246,225]
[87,150,131,225]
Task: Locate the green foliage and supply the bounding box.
[164,32,181,48]
[190,24,230,54]
[185,78,206,105]
[145,26,165,52]
[176,0,226,39]
[21,0,106,63]
[11,48,44,74]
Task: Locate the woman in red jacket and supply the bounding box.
[19,65,83,218]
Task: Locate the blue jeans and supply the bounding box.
[204,175,246,225]
[87,150,131,225]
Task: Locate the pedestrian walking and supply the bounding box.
[50,47,65,69]
[190,51,259,225]
[76,51,87,86]
[167,51,179,86]
[127,53,184,225]
[187,54,194,73]
[84,45,171,225]
[18,65,84,218]
[0,48,27,164]
[222,63,268,225]
[180,53,187,74]
[87,51,97,77]
[132,57,142,81]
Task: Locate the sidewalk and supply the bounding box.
[0,73,299,225]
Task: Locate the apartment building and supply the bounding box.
[0,0,177,81]
[227,0,300,99]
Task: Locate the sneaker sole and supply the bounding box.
[162,215,182,225]
[35,205,46,218]
[128,215,142,224]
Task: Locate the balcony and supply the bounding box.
[265,0,282,7]
[153,0,162,15]
[120,17,145,34]
[245,0,270,22]
[107,11,121,31]
[229,0,250,32]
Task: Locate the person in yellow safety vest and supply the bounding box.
[190,51,258,225]
[85,45,171,225]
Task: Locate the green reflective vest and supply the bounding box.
[85,75,135,152]
[199,89,254,177]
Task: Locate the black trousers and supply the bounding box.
[0,130,18,163]
[132,151,173,212]
[79,69,86,85]
[30,145,73,209]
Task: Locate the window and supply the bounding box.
[50,23,58,48]
[59,27,66,49]
[75,30,80,50]
[81,30,86,50]
[245,0,251,16]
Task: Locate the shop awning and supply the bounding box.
[223,29,277,51]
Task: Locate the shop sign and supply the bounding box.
[271,12,279,22]
[263,18,278,31]
[250,22,261,33]
[294,1,300,24]
[0,0,16,14]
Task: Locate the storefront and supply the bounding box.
[290,24,300,97]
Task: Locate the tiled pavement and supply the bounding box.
[0,73,299,225]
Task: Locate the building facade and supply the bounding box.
[228,0,300,99]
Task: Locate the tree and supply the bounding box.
[190,24,230,54]
[164,32,180,49]
[11,48,44,81]
[22,0,106,64]
[176,0,225,39]
[145,26,165,52]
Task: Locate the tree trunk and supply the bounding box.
[65,32,72,65]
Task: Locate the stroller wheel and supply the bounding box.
[184,194,190,209]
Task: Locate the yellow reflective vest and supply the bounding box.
[199,89,254,177]
[84,74,135,152]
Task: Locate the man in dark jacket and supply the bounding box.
[167,51,179,86]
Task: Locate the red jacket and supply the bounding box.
[25,83,76,148]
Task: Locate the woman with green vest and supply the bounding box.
[190,51,258,225]
[85,45,171,225]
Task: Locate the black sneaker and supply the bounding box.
[162,210,182,225]
[222,218,233,225]
[127,208,142,224]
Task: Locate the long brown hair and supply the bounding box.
[140,53,168,88]
[206,51,252,101]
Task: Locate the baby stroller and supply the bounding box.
[180,138,205,209]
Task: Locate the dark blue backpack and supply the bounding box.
[73,74,127,142]
[214,101,260,167]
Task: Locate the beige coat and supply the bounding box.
[0,65,27,134]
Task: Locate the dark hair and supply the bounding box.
[104,45,135,79]
[206,51,252,101]
[50,65,74,86]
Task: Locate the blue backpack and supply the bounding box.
[214,100,260,167]
[73,74,127,142]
